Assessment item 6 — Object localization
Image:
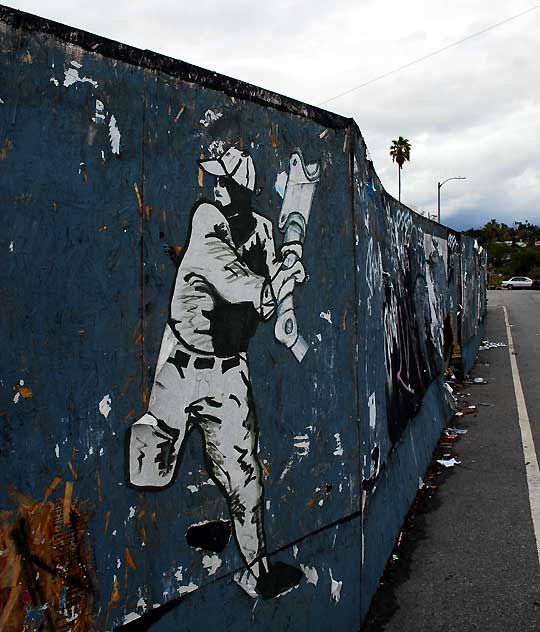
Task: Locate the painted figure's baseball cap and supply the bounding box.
[199,147,256,191]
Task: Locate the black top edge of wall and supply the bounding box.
[0,4,353,131]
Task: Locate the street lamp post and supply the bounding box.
[437,176,466,223]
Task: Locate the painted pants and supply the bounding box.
[128,340,265,572]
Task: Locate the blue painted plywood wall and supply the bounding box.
[0,6,486,631]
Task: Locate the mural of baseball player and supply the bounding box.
[128,146,320,599]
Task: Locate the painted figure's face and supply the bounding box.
[214,176,231,207]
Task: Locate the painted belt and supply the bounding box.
[167,348,241,376]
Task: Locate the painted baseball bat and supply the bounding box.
[274,150,320,362]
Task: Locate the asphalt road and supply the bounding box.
[363,289,540,632]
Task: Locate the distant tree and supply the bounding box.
[482,218,501,242]
[500,223,511,241]
[507,247,540,276]
[515,221,533,242]
[389,136,411,203]
[486,242,513,266]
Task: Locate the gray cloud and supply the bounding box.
[4,0,540,228]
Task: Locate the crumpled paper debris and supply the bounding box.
[437,457,461,468]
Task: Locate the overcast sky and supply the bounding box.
[4,0,540,229]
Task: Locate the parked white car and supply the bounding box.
[501,276,533,289]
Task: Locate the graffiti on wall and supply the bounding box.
[0,7,489,628]
[357,149,458,497]
[127,147,320,600]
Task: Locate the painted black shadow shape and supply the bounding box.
[185,519,232,553]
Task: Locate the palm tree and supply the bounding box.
[482,218,501,242]
[389,137,411,203]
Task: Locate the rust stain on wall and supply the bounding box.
[133,181,143,215]
[0,487,96,631]
[13,383,32,400]
[198,153,205,187]
[173,104,185,123]
[0,137,14,161]
[270,124,277,148]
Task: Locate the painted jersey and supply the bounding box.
[170,201,279,357]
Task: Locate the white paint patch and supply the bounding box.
[292,544,299,558]
[136,597,147,611]
[433,235,448,269]
[329,569,342,602]
[70,60,82,69]
[368,392,377,430]
[61,604,78,622]
[199,109,222,127]
[279,457,294,480]
[128,506,136,520]
[187,484,199,493]
[174,567,183,581]
[293,434,310,458]
[301,564,319,586]
[49,78,59,87]
[13,391,20,404]
[202,554,222,576]
[99,394,111,418]
[116,558,121,568]
[92,99,106,124]
[315,333,322,342]
[208,139,225,157]
[503,305,540,565]
[63,67,98,88]
[274,171,288,198]
[333,433,343,457]
[123,612,141,624]
[0,98,4,103]
[177,582,198,596]
[320,310,333,324]
[108,115,121,154]
[233,569,258,599]
[55,444,60,459]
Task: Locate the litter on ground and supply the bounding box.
[478,340,507,351]
[437,457,461,468]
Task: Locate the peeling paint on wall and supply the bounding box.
[63,62,98,88]
[0,7,486,630]
[108,115,121,155]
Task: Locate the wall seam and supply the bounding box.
[140,79,146,410]
[347,123,363,623]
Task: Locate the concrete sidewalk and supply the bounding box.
[362,297,540,631]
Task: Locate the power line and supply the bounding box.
[318,3,540,106]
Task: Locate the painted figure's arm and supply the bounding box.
[252,216,306,320]
[261,217,306,320]
[260,217,282,280]
[192,204,271,316]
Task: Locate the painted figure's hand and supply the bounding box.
[284,259,306,284]
[271,259,305,304]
